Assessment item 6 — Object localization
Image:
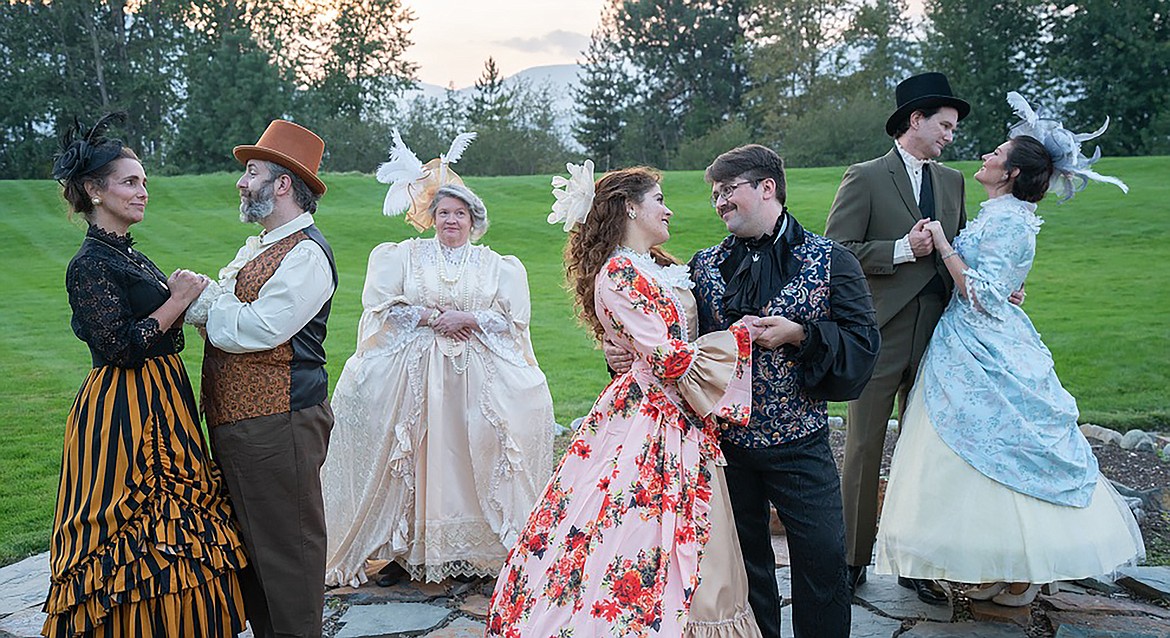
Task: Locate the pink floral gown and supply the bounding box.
[486,251,759,637]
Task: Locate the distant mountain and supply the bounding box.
[397,64,583,146]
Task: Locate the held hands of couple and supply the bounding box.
[909,218,936,257]
[922,219,951,252]
[750,315,805,350]
[601,314,798,375]
[921,222,1027,306]
[167,269,210,304]
[431,308,477,341]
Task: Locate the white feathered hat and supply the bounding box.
[376,130,476,232]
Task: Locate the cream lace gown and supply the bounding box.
[322,238,556,585]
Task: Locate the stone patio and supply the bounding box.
[4,537,1170,637]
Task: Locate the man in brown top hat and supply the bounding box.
[824,72,969,605]
[188,119,337,637]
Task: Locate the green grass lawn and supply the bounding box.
[1,157,1167,565]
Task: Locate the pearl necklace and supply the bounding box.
[433,240,475,374]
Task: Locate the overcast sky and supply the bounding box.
[404,0,927,88]
[406,0,605,88]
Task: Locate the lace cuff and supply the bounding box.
[963,268,1012,321]
[185,279,229,326]
[356,304,428,356]
[893,235,916,264]
[471,309,509,334]
[388,304,425,331]
[676,320,754,426]
[478,329,531,367]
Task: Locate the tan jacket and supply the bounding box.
[825,148,966,328]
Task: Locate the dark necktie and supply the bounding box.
[919,164,935,219]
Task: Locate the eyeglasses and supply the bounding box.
[710,179,761,207]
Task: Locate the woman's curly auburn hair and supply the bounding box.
[564,166,678,342]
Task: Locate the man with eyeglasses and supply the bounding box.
[690,144,880,637]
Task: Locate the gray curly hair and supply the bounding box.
[427,183,490,240]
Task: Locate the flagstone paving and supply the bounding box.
[3,545,1170,637]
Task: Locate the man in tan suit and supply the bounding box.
[825,73,968,604]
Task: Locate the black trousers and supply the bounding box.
[722,427,851,638]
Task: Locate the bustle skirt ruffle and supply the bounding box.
[42,354,247,637]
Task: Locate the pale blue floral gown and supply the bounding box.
[875,194,1143,584]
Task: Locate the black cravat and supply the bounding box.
[919,164,935,219]
[720,213,803,323]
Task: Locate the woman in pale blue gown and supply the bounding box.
[874,93,1143,607]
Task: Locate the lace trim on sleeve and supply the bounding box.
[67,256,167,367]
[356,303,429,357]
[477,329,530,367]
[471,309,509,334]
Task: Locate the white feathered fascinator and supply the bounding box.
[1005,92,1128,202]
[548,159,596,231]
[376,130,477,231]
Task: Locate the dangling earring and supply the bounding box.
[91,196,102,206]
[627,209,637,220]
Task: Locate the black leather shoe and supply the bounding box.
[375,562,407,587]
[847,565,867,594]
[897,576,948,605]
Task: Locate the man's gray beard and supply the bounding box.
[239,181,276,223]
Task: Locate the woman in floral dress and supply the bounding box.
[486,165,763,637]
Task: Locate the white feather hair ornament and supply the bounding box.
[1005,91,1127,202]
[548,159,596,231]
[375,130,477,231]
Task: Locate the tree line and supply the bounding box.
[577,0,1169,170]
[2,0,1167,179]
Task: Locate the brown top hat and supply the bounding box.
[234,120,327,195]
[886,72,971,137]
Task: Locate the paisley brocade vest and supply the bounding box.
[692,229,833,447]
[202,226,336,427]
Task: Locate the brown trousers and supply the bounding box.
[841,294,944,567]
[211,402,333,638]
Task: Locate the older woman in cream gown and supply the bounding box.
[322,184,555,586]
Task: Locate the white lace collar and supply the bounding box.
[971,194,1043,234]
[614,245,695,290]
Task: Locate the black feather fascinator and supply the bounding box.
[52,112,127,183]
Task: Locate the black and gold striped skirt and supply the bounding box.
[43,354,247,637]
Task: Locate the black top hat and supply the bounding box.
[886,72,971,136]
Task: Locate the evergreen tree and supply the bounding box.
[299,0,417,120]
[468,57,514,127]
[573,25,631,171]
[170,29,292,173]
[1049,0,1170,155]
[0,1,60,177]
[612,0,748,166]
[743,0,851,146]
[922,0,1047,158]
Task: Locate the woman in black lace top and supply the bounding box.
[42,115,247,638]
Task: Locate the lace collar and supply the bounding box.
[87,224,135,250]
[614,246,694,290]
[437,239,472,265]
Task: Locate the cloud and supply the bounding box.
[498,30,589,56]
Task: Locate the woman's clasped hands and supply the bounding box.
[430,308,477,341]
